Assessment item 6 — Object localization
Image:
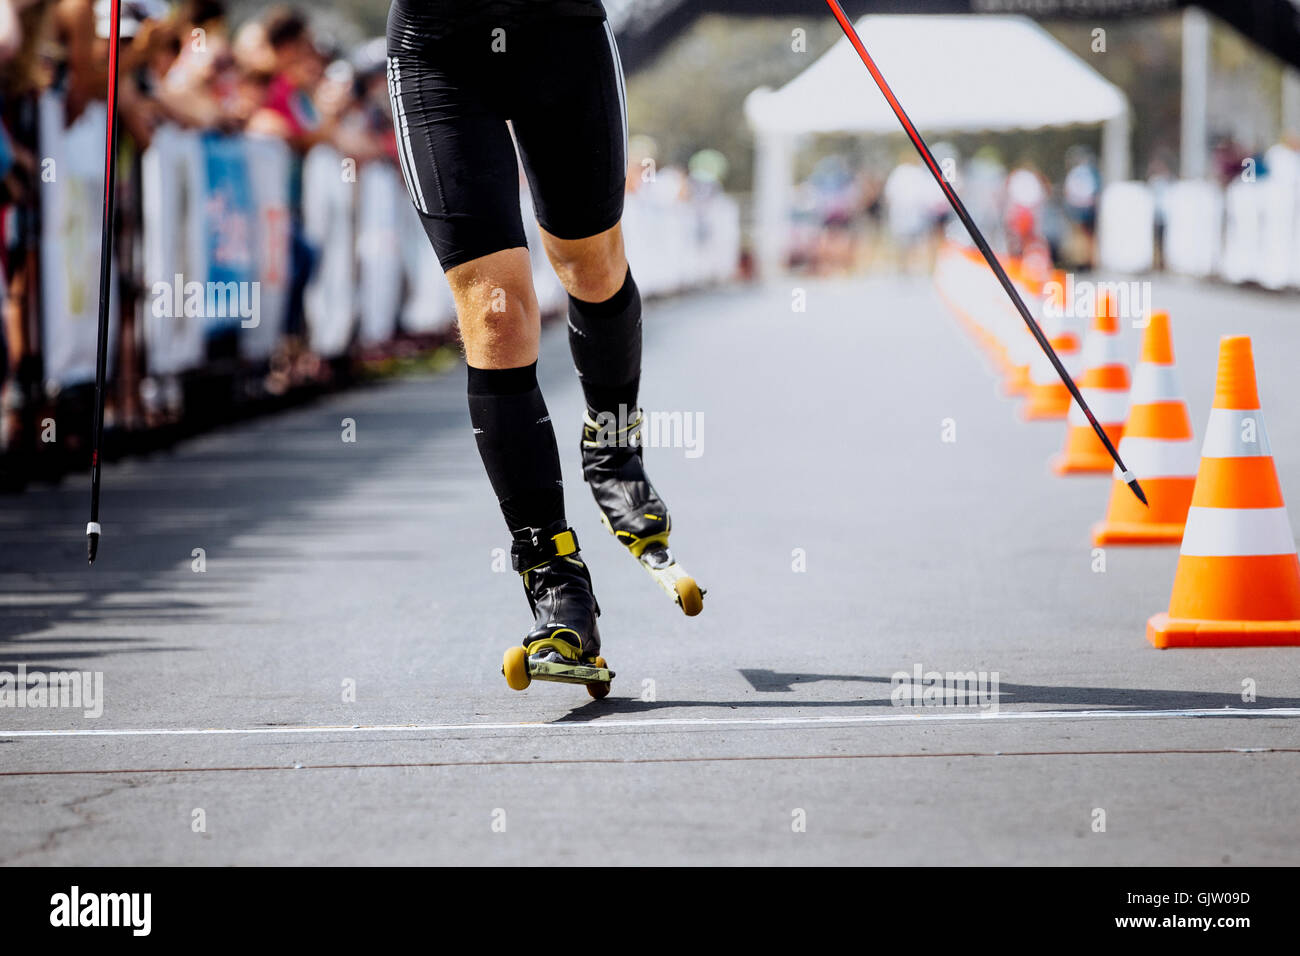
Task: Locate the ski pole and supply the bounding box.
[822,0,1146,506]
[87,0,124,563]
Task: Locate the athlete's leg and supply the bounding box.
[445,248,540,372]
[506,16,640,423]
[541,225,641,422]
[508,19,667,556]
[448,254,599,656]
[444,248,559,533]
[386,1,600,657]
[540,223,626,305]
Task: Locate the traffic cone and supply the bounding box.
[1051,291,1129,473]
[934,245,986,347]
[1147,335,1300,648]
[1093,312,1197,544]
[1001,260,1033,397]
[1022,277,1081,420]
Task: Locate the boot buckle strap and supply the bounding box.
[512,526,581,572]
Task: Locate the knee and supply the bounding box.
[448,275,540,368]
[447,251,537,325]
[457,279,538,339]
[460,277,532,319]
[545,229,628,303]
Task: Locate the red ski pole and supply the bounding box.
[87,0,124,563]
[823,0,1146,506]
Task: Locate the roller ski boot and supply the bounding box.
[581,408,704,616]
[501,523,613,699]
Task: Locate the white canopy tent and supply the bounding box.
[744,15,1131,277]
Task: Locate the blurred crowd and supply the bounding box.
[0,1,407,487]
[788,144,1106,276]
[791,125,1300,280]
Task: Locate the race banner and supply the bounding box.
[242,136,292,361]
[302,145,355,357]
[141,124,206,376]
[1220,178,1265,286]
[1097,181,1154,274]
[38,93,117,388]
[200,132,259,341]
[1162,180,1220,279]
[356,161,403,346]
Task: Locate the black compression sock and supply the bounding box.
[567,269,642,418]
[466,362,565,539]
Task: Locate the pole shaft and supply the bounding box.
[89,0,122,530]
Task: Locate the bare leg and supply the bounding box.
[539,222,627,303]
[444,247,541,369]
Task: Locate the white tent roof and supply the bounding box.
[745,15,1127,136]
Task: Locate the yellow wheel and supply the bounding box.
[675,577,703,617]
[586,656,611,700]
[503,645,531,691]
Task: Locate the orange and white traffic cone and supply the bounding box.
[1051,291,1129,474]
[934,244,992,355]
[1147,335,1300,648]
[1001,260,1034,397]
[1093,312,1196,544]
[1022,277,1081,420]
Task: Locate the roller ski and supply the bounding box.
[500,524,613,700]
[582,409,705,617]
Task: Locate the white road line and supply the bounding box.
[2,707,1298,739]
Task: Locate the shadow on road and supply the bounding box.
[0,380,465,670]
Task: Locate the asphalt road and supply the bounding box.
[2,274,1298,865]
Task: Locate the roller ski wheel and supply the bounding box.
[608,521,705,617]
[500,640,614,697]
[500,524,613,697]
[675,577,703,618]
[588,656,611,700]
[502,645,531,691]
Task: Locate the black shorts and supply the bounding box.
[386,1,627,270]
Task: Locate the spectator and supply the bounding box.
[962,146,1005,248]
[1062,145,1100,269]
[884,152,941,273]
[245,7,335,388]
[153,1,236,130]
[1004,159,1048,258]
[0,0,54,487]
[1146,150,1175,270]
[247,6,335,151]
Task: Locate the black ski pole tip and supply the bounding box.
[1121,472,1148,507]
[86,522,101,564]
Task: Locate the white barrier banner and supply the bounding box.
[39,93,117,388]
[141,124,205,376]
[1220,178,1265,285]
[302,145,354,358]
[143,128,279,372]
[243,136,292,360]
[1162,180,1220,278]
[356,162,404,345]
[1098,181,1154,274]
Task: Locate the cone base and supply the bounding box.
[1146,612,1300,648]
[1093,520,1185,546]
[1003,368,1029,397]
[1051,453,1113,475]
[1023,402,1068,421]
